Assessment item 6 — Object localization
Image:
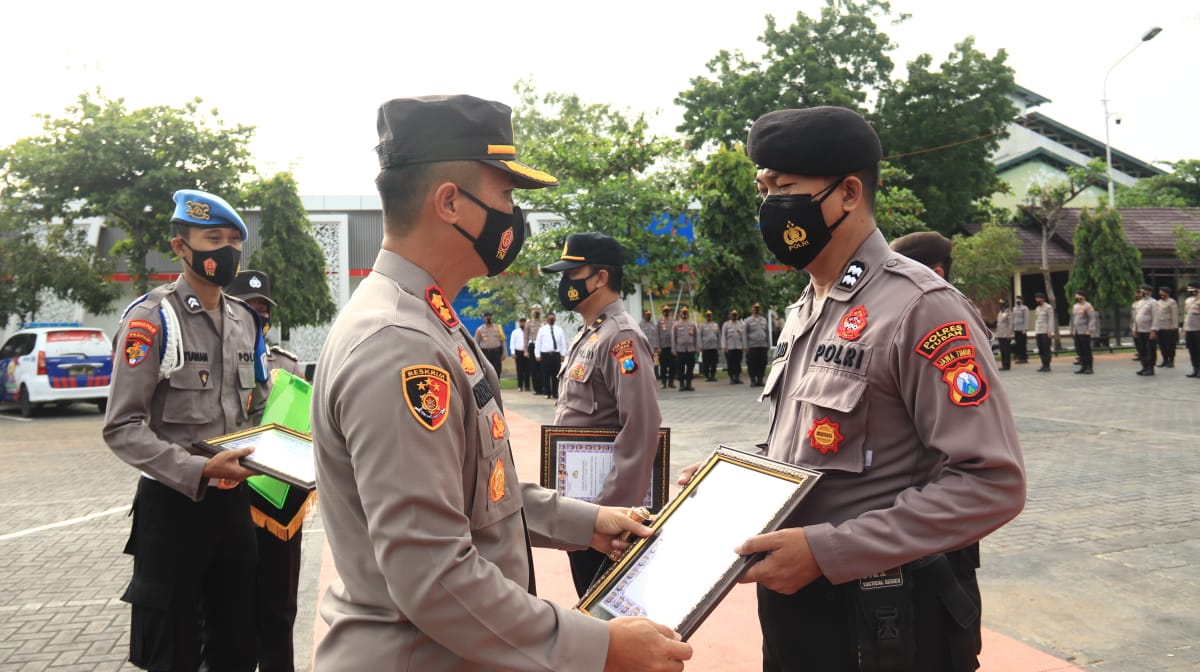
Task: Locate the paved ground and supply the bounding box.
[0,348,1196,670]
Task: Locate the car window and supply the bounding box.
[0,336,19,359]
[43,330,110,357]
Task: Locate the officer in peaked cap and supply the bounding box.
[225,269,309,672]
[677,106,1026,672]
[541,232,661,596]
[103,189,267,671]
[1133,283,1157,375]
[311,95,690,671]
[1184,281,1200,377]
[1155,285,1180,368]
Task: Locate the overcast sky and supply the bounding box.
[4,1,1196,196]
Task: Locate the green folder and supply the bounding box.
[247,370,313,508]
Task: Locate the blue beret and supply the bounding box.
[170,189,247,239]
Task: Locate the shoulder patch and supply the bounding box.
[425,286,459,330]
[402,365,451,431]
[128,319,159,336]
[915,322,969,359]
[124,331,153,368]
[610,339,638,375]
[270,346,299,361]
[458,346,478,375]
[941,359,989,407]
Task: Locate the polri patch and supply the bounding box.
[402,365,451,431]
[838,260,865,290]
[569,363,587,381]
[124,331,152,367]
[837,305,868,341]
[458,346,477,375]
[915,322,969,359]
[424,286,459,330]
[807,417,844,454]
[488,459,506,502]
[941,359,989,407]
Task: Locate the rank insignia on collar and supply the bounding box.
[941,359,989,407]
[807,417,844,454]
[424,286,459,330]
[402,365,451,431]
[838,260,865,291]
[458,346,477,375]
[837,305,868,341]
[185,295,201,311]
[490,412,507,440]
[488,459,506,502]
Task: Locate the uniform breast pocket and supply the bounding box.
[470,407,523,531]
[560,362,596,414]
[161,367,217,425]
[789,372,869,474]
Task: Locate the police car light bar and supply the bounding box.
[20,322,84,329]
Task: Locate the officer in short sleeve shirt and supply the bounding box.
[732,106,1026,672]
[542,232,662,596]
[699,310,721,381]
[103,190,267,671]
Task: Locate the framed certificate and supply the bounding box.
[575,445,821,640]
[194,423,316,490]
[540,425,670,511]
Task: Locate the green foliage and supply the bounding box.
[675,0,901,150]
[1117,160,1200,207]
[950,223,1020,302]
[1065,208,1142,310]
[468,83,693,323]
[1174,225,1200,263]
[874,38,1017,234]
[875,161,929,238]
[242,173,337,342]
[0,90,255,294]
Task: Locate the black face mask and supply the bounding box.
[757,178,848,270]
[183,241,241,287]
[558,271,598,311]
[453,187,524,277]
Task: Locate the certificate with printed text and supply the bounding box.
[540,426,670,511]
[194,423,316,490]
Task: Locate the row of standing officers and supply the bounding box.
[637,303,772,389]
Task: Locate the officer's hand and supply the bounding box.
[202,447,256,483]
[735,527,821,595]
[605,617,692,672]
[676,461,703,486]
[591,507,654,558]
[1150,331,1158,340]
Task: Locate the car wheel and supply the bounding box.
[18,385,34,418]
[96,399,107,414]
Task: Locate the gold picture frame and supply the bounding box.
[539,425,670,512]
[194,423,316,490]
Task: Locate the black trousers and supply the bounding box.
[540,353,561,398]
[528,344,543,393]
[1158,328,1179,364]
[676,351,696,387]
[701,349,719,379]
[1187,330,1200,370]
[122,478,257,672]
[1014,331,1028,362]
[726,349,744,381]
[1035,334,1052,368]
[659,347,676,386]
[997,338,1011,369]
[255,526,303,672]
[1073,334,1093,369]
[482,347,503,375]
[747,346,769,382]
[568,548,608,598]
[1136,332,1155,372]
[514,351,531,390]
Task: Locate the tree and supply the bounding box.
[675,0,901,150]
[0,90,255,295]
[468,83,693,323]
[875,161,930,239]
[242,172,337,342]
[1174,225,1200,264]
[1117,159,1200,207]
[950,223,1020,303]
[874,38,1017,234]
[1065,207,1142,345]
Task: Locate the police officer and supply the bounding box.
[744,303,770,386]
[1033,292,1055,372]
[104,189,267,671]
[1133,284,1157,376]
[721,309,746,384]
[526,304,545,394]
[510,317,530,390]
[890,230,952,280]
[1184,282,1200,378]
[655,305,676,388]
[310,94,690,671]
[541,231,662,596]
[1155,286,1179,368]
[995,298,1014,371]
[225,269,311,672]
[671,306,698,391]
[1069,290,1098,375]
[699,309,721,381]
[473,311,507,373]
[638,308,660,380]
[1012,295,1030,363]
[679,106,1025,672]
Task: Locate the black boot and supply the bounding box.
[1187,368,1199,378]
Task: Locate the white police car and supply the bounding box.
[0,323,113,417]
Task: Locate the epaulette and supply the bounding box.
[271,345,299,361]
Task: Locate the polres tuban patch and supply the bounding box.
[914,322,969,359]
[940,358,989,407]
[609,339,639,375]
[402,365,451,431]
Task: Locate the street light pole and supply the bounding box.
[1102,26,1162,208]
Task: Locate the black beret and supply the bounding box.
[890,231,952,268]
[1075,290,1088,299]
[1188,281,1199,290]
[1159,286,1172,295]
[746,106,882,176]
[541,232,626,273]
[1140,283,1153,291]
[225,270,276,306]
[1035,292,1046,299]
[375,94,557,189]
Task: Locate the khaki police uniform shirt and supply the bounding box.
[524,315,544,350]
[671,319,698,353]
[1012,304,1029,331]
[699,321,720,350]
[1069,301,1098,336]
[553,299,661,507]
[744,314,769,347]
[721,320,746,350]
[655,317,674,350]
[311,250,607,672]
[761,231,1025,585]
[1034,302,1055,335]
[474,323,506,350]
[995,308,1014,339]
[103,274,262,501]
[639,318,660,350]
[1154,297,1179,330]
[1185,295,1200,332]
[1133,297,1156,333]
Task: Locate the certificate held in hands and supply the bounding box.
[195,423,316,490]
